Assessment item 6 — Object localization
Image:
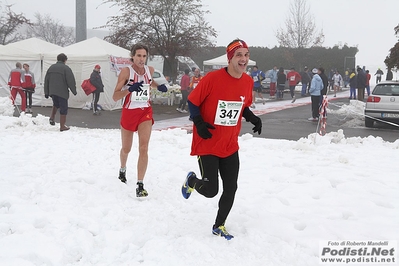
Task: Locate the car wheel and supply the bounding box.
[365,117,374,128]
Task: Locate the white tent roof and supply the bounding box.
[0,45,39,60]
[41,37,133,111]
[203,54,256,67]
[6,38,61,55]
[44,37,130,61]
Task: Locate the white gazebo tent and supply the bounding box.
[43,37,132,110]
[0,45,41,103]
[5,38,62,105]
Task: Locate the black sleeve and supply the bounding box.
[242,107,254,122]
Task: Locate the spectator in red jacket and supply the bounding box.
[8,62,26,113]
[22,63,36,113]
[177,68,190,113]
[286,67,301,103]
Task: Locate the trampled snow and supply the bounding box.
[0,96,398,266]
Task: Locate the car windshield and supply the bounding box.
[373,84,399,96]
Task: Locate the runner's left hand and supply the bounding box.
[250,115,262,135]
[157,84,168,92]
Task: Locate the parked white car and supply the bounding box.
[364,81,399,127]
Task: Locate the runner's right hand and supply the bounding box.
[128,81,144,92]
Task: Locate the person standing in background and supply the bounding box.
[250,66,265,107]
[89,64,104,115]
[318,67,328,108]
[300,66,311,97]
[268,66,278,99]
[276,67,286,100]
[365,70,371,96]
[22,63,36,113]
[44,53,77,131]
[177,69,190,113]
[189,68,202,91]
[332,70,343,97]
[386,68,393,81]
[308,68,323,121]
[349,69,357,100]
[286,67,301,103]
[344,68,350,88]
[374,68,384,84]
[356,67,367,101]
[328,69,335,92]
[8,62,26,113]
[188,68,203,120]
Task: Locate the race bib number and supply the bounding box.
[131,84,150,102]
[193,82,198,89]
[253,76,259,82]
[214,100,243,126]
[290,76,295,81]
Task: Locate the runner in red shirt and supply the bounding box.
[286,67,301,103]
[181,39,262,240]
[176,68,190,113]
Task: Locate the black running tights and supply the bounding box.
[193,151,239,227]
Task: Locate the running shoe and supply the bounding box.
[136,182,148,197]
[212,225,234,240]
[182,171,196,199]
[118,170,127,183]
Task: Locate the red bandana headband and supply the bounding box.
[226,40,249,61]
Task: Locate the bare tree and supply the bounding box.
[25,13,75,46]
[103,0,217,79]
[0,3,31,44]
[276,0,324,48]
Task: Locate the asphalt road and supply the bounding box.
[17,93,399,143]
[240,97,399,142]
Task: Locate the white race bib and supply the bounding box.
[290,76,295,81]
[214,100,244,126]
[130,84,150,102]
[253,76,259,82]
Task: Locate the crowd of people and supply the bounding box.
[242,64,395,121]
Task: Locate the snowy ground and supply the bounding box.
[0,96,398,266]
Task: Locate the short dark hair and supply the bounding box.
[184,69,190,74]
[57,53,68,62]
[130,43,149,57]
